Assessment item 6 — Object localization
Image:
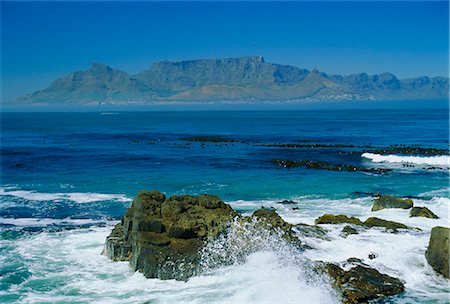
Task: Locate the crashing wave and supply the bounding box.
[361,153,449,166]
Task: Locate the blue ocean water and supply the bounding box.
[0,109,449,303]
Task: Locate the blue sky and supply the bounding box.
[1,1,448,100]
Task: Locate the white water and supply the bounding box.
[362,152,450,166]
[0,188,132,204]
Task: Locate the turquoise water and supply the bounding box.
[1,109,449,303]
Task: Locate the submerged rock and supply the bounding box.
[315,214,364,226]
[410,207,439,219]
[371,195,413,211]
[321,263,404,304]
[425,226,449,279]
[104,190,237,280]
[271,159,391,173]
[341,225,359,237]
[363,217,408,231]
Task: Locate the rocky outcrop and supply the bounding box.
[371,195,413,211]
[321,263,404,304]
[425,226,449,279]
[315,214,364,226]
[410,207,439,219]
[104,190,237,280]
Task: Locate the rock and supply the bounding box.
[294,223,328,239]
[371,195,413,211]
[321,263,404,304]
[425,226,449,279]
[341,225,359,237]
[277,199,298,205]
[104,190,237,280]
[363,217,408,231]
[271,159,391,174]
[251,208,303,248]
[410,207,439,219]
[368,252,378,260]
[315,214,364,226]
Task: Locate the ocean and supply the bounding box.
[1,109,449,303]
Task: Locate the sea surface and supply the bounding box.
[0,109,449,303]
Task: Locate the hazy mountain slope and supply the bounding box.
[13,57,449,105]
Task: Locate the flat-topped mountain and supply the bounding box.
[14,56,449,105]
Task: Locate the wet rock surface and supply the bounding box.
[341,225,359,237]
[425,226,449,279]
[410,207,439,219]
[321,263,405,304]
[363,217,409,231]
[371,195,413,211]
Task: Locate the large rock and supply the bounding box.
[322,263,404,304]
[410,207,439,219]
[104,190,237,280]
[425,226,449,279]
[315,214,364,226]
[371,195,413,211]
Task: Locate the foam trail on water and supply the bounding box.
[361,153,449,166]
[0,188,132,204]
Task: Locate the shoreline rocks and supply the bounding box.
[271,159,392,173]
[425,226,449,279]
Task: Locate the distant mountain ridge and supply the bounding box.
[14,56,449,105]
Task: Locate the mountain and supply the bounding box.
[13,56,449,105]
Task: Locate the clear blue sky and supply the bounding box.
[1,1,448,100]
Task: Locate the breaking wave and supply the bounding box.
[361,153,449,166]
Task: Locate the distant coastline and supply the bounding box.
[8,56,449,107]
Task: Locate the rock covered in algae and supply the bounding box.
[409,206,439,219]
[425,226,449,279]
[371,195,413,211]
[321,263,405,304]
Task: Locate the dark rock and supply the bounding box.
[367,145,448,156]
[363,217,408,231]
[104,190,237,280]
[410,207,439,219]
[371,195,413,211]
[277,199,298,205]
[341,225,359,237]
[321,263,405,304]
[368,252,378,260]
[425,226,449,279]
[271,159,392,174]
[315,214,364,226]
[180,136,240,143]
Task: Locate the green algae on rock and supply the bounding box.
[425,226,450,279]
[409,207,439,219]
[315,214,364,226]
[363,217,408,231]
[320,263,405,304]
[371,195,413,211]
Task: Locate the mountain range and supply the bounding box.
[13,56,449,105]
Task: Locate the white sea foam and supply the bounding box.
[0,188,132,204]
[0,217,104,227]
[362,152,450,166]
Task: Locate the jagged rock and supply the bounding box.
[321,263,404,304]
[371,195,413,211]
[341,225,359,237]
[277,199,298,205]
[104,190,237,280]
[410,207,439,219]
[315,214,364,226]
[368,252,378,260]
[363,217,408,231]
[425,226,449,279]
